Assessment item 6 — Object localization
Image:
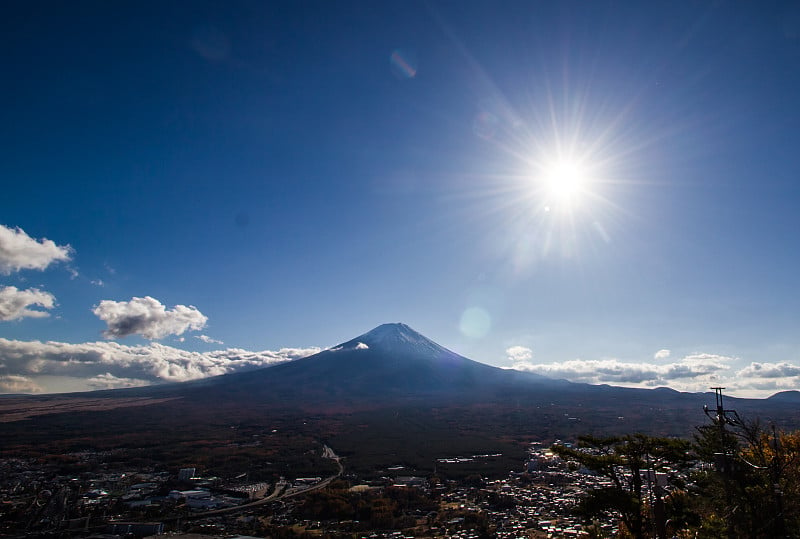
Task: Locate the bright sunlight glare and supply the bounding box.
[543,160,589,204]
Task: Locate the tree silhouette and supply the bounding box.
[693,421,800,538]
[552,434,692,539]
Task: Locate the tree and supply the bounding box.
[693,421,800,538]
[552,434,692,539]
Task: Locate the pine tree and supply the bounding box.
[552,434,692,539]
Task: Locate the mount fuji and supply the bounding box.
[3,323,800,476]
[167,322,564,405]
[130,323,798,436]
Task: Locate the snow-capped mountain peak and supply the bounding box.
[344,322,450,357]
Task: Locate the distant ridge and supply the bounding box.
[767,390,800,402]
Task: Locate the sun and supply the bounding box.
[542,160,589,205]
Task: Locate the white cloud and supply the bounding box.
[92,296,208,340]
[661,353,730,379]
[0,338,321,389]
[0,286,56,321]
[0,374,43,393]
[506,345,533,363]
[355,342,369,350]
[737,361,800,379]
[514,359,659,384]
[722,362,800,395]
[85,373,150,390]
[729,378,799,393]
[512,353,733,391]
[654,349,671,360]
[90,279,105,287]
[0,225,72,275]
[196,334,224,345]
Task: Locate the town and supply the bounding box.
[1,440,683,538]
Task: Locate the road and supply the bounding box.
[180,444,342,519]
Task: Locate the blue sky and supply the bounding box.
[2,1,800,396]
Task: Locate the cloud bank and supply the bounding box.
[93,296,208,339]
[727,362,800,393]
[85,373,151,390]
[0,338,321,389]
[738,362,800,379]
[0,374,43,393]
[0,225,72,275]
[511,352,733,392]
[507,349,800,396]
[0,286,56,321]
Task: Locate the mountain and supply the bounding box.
[199,322,556,401]
[12,322,795,421]
[3,323,800,478]
[140,322,565,414]
[140,322,800,437]
[767,390,800,403]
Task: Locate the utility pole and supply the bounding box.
[704,388,790,537]
[703,387,737,539]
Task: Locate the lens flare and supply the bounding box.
[459,307,491,338]
[390,49,417,79]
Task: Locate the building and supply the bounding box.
[106,522,164,536]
